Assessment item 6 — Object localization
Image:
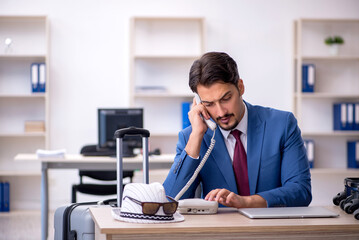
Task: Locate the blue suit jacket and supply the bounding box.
[163,101,312,207]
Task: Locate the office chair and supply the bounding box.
[71,145,134,203]
[333,177,359,221]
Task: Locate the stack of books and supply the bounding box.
[348,141,359,168]
[31,63,46,93]
[25,121,45,133]
[0,182,10,212]
[333,103,359,131]
[302,64,315,92]
[303,139,314,168]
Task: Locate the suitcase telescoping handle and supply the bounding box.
[114,127,150,138]
[114,127,150,207]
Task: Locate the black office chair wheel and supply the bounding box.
[340,195,354,211]
[333,191,346,206]
[344,199,359,214]
[354,208,359,220]
[340,198,349,211]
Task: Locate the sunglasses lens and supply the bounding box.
[142,203,160,215]
[163,202,178,214]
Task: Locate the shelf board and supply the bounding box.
[302,131,359,137]
[297,55,359,61]
[295,92,359,99]
[0,54,46,59]
[133,16,204,21]
[299,18,359,23]
[134,92,193,98]
[0,170,41,177]
[0,15,47,20]
[133,54,200,60]
[310,168,359,174]
[0,93,47,98]
[0,132,46,137]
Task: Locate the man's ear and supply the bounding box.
[238,79,245,96]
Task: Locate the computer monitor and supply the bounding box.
[98,108,143,157]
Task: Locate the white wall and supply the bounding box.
[1,0,359,208]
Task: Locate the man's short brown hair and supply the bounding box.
[189,52,240,93]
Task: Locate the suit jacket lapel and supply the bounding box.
[203,128,238,193]
[245,102,265,195]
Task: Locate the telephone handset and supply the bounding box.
[194,93,217,131]
[175,93,218,214]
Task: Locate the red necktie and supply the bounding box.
[231,129,250,196]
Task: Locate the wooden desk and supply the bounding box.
[14,153,174,240]
[90,206,359,240]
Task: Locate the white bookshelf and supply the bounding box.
[0,16,49,210]
[294,19,359,172]
[0,171,41,176]
[129,17,205,153]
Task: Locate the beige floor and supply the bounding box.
[0,210,54,240]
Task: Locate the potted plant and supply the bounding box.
[324,36,344,56]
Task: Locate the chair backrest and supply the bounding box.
[79,170,134,181]
[79,170,117,181]
[79,144,134,181]
[80,144,98,154]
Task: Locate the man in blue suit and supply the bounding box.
[163,52,312,208]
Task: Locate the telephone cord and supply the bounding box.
[175,130,216,201]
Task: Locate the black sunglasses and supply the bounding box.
[123,195,178,215]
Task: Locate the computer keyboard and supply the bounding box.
[81,150,116,157]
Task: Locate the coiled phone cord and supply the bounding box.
[175,130,216,201]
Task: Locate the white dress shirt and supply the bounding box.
[219,103,248,162]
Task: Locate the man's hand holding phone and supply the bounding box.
[189,97,211,135]
[185,94,216,159]
[192,93,217,132]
